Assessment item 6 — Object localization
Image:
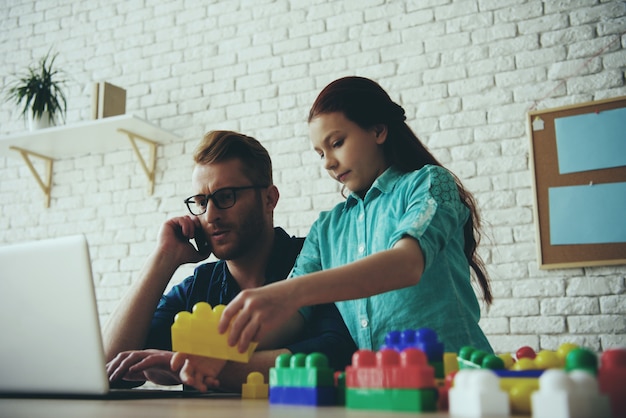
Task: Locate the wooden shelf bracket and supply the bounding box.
[10,146,54,208]
[118,128,158,195]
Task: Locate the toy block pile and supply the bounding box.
[344,328,442,412]
[448,342,625,418]
[382,328,445,378]
[171,302,257,362]
[268,352,336,406]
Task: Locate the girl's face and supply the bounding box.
[309,111,389,197]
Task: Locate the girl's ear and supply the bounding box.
[373,124,388,144]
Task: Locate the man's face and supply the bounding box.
[191,159,270,260]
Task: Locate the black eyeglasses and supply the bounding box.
[184,185,267,215]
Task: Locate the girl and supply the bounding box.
[219,76,493,356]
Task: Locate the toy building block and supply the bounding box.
[269,352,334,388]
[534,349,561,370]
[241,372,268,399]
[498,352,516,369]
[517,345,537,360]
[346,387,438,412]
[171,302,257,362]
[598,348,626,418]
[269,386,336,406]
[448,369,510,418]
[531,369,610,418]
[334,371,346,405]
[268,352,336,406]
[345,348,435,389]
[501,376,538,415]
[557,343,579,366]
[437,371,456,411]
[570,370,611,418]
[443,352,459,377]
[458,346,510,372]
[565,347,598,375]
[457,346,485,369]
[381,328,444,362]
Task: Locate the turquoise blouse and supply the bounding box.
[292,165,493,354]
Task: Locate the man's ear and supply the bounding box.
[265,185,279,211]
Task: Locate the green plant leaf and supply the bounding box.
[3,50,67,124]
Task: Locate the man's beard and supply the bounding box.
[211,204,267,261]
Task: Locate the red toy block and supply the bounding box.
[598,348,626,418]
[516,345,536,360]
[346,348,435,389]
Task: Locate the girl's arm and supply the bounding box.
[219,236,425,352]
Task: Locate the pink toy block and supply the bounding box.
[448,369,510,418]
[345,348,435,389]
[598,349,626,418]
[531,369,610,418]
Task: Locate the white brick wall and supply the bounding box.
[1,0,625,355]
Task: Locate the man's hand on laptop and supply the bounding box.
[106,349,182,387]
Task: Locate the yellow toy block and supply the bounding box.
[171,302,257,362]
[242,371,269,399]
[443,352,459,377]
[499,376,539,415]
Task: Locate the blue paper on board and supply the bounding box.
[554,108,626,174]
[549,182,626,245]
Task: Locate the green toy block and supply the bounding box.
[431,360,444,379]
[346,387,438,412]
[335,371,346,406]
[269,352,335,387]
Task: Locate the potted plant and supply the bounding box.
[5,51,67,130]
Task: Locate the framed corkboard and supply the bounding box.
[528,96,626,269]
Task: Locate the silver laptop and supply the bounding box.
[0,235,210,399]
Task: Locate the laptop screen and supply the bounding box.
[0,235,109,395]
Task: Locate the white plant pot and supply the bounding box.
[29,110,54,131]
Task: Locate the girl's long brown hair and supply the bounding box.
[309,76,492,305]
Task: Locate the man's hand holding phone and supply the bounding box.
[193,226,211,255]
[157,215,212,265]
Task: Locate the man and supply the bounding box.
[104,130,356,392]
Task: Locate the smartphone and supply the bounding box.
[194,227,211,254]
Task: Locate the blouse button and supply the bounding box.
[360,318,369,328]
[358,245,365,254]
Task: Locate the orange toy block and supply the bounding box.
[242,372,269,399]
[171,302,257,362]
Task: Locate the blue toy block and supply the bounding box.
[494,369,544,378]
[269,386,336,406]
[381,328,444,362]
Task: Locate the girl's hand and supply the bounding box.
[170,353,226,392]
[218,282,298,353]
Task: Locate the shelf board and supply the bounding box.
[0,114,180,158]
[0,114,182,206]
